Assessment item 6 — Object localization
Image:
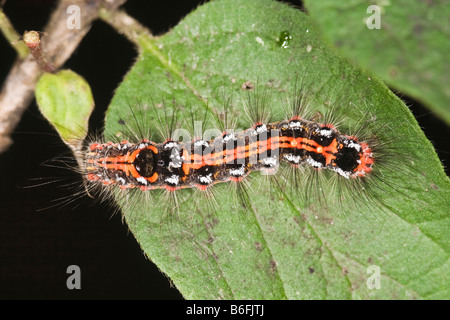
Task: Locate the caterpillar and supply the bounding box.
[84,116,374,193]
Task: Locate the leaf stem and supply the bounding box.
[22,31,55,73]
[0,9,28,59]
[98,7,154,49]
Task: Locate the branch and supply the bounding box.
[0,0,127,153]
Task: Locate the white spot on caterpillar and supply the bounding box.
[229,166,245,177]
[289,121,301,129]
[346,140,361,152]
[256,124,268,134]
[307,44,312,52]
[165,174,179,186]
[332,167,351,179]
[319,128,333,138]
[137,176,148,185]
[284,154,301,164]
[261,156,278,167]
[223,133,235,142]
[164,141,177,149]
[194,139,209,147]
[199,174,213,184]
[306,158,323,168]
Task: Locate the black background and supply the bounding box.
[0,0,448,299]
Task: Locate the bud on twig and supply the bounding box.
[21,30,55,73]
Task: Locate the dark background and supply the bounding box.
[0,0,448,299]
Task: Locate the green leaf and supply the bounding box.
[100,0,450,299]
[303,0,450,125]
[35,69,94,153]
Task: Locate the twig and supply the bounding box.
[0,9,28,58]
[98,6,154,49]
[0,0,127,153]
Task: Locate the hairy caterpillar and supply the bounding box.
[84,115,374,192]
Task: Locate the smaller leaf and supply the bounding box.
[35,69,94,153]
